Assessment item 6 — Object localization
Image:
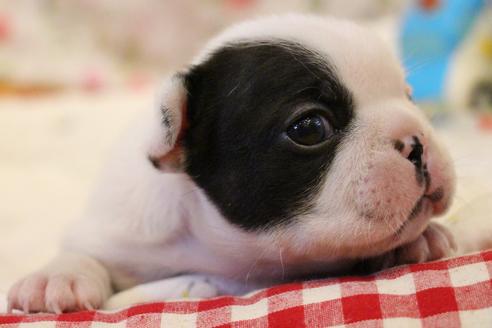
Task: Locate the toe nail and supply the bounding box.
[83,301,94,311]
[51,303,62,314]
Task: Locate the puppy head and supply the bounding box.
[148,15,455,264]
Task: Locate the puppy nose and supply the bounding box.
[394,136,425,169]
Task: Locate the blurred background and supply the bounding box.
[0,0,491,304]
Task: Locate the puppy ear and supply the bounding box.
[147,74,188,172]
[405,84,413,100]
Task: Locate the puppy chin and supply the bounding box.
[354,161,454,253]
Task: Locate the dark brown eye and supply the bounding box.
[287,114,331,146]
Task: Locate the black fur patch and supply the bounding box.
[182,40,354,230]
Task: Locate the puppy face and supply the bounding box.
[184,41,354,230]
[150,15,455,267]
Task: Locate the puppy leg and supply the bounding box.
[8,252,111,313]
[104,274,218,310]
[104,274,264,310]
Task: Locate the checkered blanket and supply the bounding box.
[1,250,491,327]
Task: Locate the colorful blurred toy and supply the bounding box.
[399,0,486,104]
[446,3,492,116]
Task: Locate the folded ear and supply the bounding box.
[405,83,413,100]
[147,74,188,172]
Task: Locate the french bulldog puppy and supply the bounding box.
[8,15,456,313]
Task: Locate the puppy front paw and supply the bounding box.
[395,221,457,264]
[355,222,457,274]
[8,272,105,313]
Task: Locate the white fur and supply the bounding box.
[8,15,461,313]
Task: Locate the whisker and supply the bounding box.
[245,247,268,286]
[279,246,285,281]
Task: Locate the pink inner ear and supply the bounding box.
[154,146,183,171]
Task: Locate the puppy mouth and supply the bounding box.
[410,187,444,218]
[391,161,447,238]
[412,158,447,216]
[395,186,445,237]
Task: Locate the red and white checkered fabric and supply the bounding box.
[1,250,491,327]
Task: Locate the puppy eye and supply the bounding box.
[287,114,332,146]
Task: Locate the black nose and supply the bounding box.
[394,135,429,188]
[407,137,424,169]
[394,136,425,170]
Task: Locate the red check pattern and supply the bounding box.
[1,250,491,327]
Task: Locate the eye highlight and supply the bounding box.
[287,114,332,146]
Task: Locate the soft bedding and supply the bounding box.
[1,250,491,328]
